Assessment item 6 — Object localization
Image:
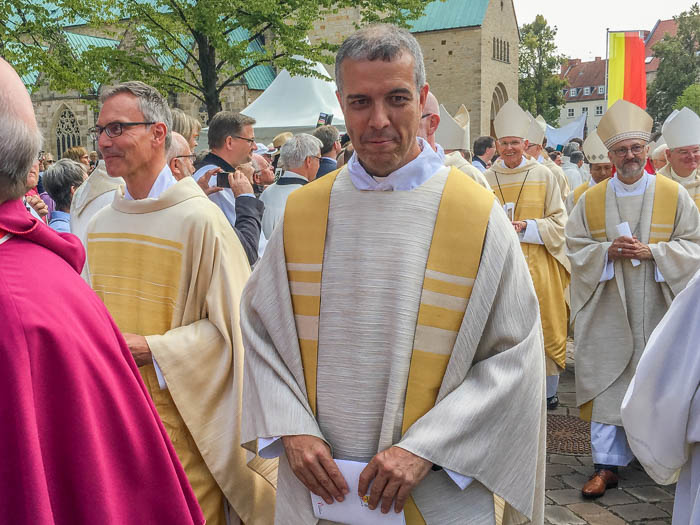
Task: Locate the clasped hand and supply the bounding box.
[282,435,432,514]
[608,235,652,261]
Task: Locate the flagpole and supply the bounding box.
[604,28,609,109]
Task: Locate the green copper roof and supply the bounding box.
[63,31,119,57]
[408,0,489,33]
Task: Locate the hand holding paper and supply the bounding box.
[359,446,433,514]
[282,435,349,504]
[615,222,640,266]
[311,460,406,525]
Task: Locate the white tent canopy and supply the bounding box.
[241,61,345,143]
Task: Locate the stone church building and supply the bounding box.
[25,0,518,158]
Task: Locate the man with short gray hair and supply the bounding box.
[43,158,86,232]
[260,133,321,238]
[312,125,341,178]
[242,24,545,524]
[193,110,263,265]
[86,81,276,524]
[0,59,205,525]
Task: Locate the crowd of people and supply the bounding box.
[3,22,700,525]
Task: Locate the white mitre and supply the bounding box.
[435,104,470,151]
[494,100,530,139]
[582,132,609,164]
[535,114,548,132]
[524,114,545,145]
[662,107,700,149]
[597,100,653,148]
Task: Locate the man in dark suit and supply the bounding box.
[312,125,341,178]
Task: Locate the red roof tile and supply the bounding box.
[645,19,679,73]
[560,58,607,101]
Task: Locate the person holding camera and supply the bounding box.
[193,111,264,265]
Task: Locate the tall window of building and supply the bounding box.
[598,86,605,95]
[568,108,575,117]
[583,87,591,96]
[595,105,604,116]
[55,107,81,158]
[570,88,577,97]
[506,42,510,63]
[582,107,588,115]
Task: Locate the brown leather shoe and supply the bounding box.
[582,469,619,498]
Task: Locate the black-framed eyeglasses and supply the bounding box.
[89,121,156,140]
[611,144,645,157]
[421,113,433,119]
[233,135,256,145]
[174,154,197,161]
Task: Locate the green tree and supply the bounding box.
[518,14,567,125]
[647,3,700,125]
[1,0,432,118]
[675,83,700,114]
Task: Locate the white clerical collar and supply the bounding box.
[610,172,651,197]
[281,171,308,181]
[124,165,176,200]
[348,137,444,191]
[497,156,527,169]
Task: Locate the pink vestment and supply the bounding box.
[0,198,204,525]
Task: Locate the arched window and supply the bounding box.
[55,107,81,158]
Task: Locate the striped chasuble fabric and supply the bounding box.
[283,167,493,524]
[658,164,700,210]
[585,175,679,244]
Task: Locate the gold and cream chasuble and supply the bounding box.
[484,159,569,372]
[566,174,700,425]
[284,168,492,524]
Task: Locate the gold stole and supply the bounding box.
[283,167,494,524]
[572,182,590,207]
[579,175,679,422]
[584,175,679,243]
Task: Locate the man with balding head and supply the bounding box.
[417,91,490,188]
[0,58,204,524]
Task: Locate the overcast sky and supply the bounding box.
[513,0,695,61]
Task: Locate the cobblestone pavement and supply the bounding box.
[545,349,675,524]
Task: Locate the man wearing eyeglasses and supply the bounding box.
[193,111,264,266]
[84,81,276,525]
[566,100,700,498]
[658,107,700,210]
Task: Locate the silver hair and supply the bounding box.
[43,159,85,210]
[335,24,426,94]
[100,81,173,150]
[279,134,322,170]
[166,132,190,162]
[0,93,43,201]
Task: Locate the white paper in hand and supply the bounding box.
[310,459,406,525]
[616,222,640,266]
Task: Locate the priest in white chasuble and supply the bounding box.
[85,82,276,525]
[566,99,700,499]
[241,24,546,525]
[621,268,700,525]
[483,100,569,412]
[658,107,700,209]
[565,131,613,214]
